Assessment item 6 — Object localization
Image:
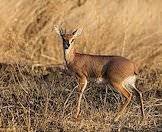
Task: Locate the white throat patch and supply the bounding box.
[64,42,75,63]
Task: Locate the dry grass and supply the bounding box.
[0,64,162,131]
[0,0,162,131]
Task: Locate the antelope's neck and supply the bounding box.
[65,45,76,64]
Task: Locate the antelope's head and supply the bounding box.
[54,26,82,52]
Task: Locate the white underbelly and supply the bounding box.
[95,75,137,92]
[122,75,137,92]
[96,77,106,84]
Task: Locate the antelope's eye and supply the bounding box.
[71,39,74,43]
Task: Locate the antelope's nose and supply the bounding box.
[63,41,70,49]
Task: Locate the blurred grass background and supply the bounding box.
[0,0,162,67]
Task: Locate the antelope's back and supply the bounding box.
[106,56,137,83]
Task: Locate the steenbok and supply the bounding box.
[54,26,144,122]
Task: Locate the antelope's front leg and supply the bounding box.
[75,76,87,119]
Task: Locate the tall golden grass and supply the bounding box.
[0,0,162,67]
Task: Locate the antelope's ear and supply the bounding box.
[54,26,61,36]
[72,28,83,37]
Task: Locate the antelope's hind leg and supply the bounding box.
[123,75,145,121]
[111,82,132,122]
[75,76,87,119]
[133,86,145,120]
[112,75,145,122]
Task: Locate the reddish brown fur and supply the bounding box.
[64,34,73,40]
[54,26,144,122]
[68,53,137,83]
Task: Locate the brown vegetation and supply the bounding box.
[0,0,162,131]
[0,64,162,131]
